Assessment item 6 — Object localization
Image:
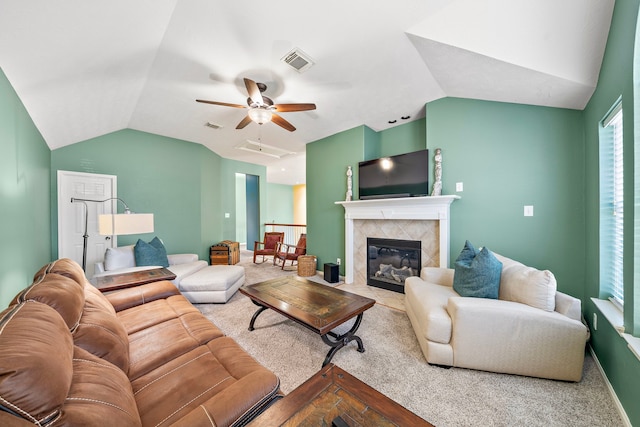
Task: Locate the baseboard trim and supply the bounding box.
[588,345,631,426]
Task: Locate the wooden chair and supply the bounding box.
[253,232,284,263]
[274,233,307,270]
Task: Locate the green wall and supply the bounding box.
[582,0,640,423]
[306,120,428,272]
[307,126,367,269]
[235,173,247,244]
[52,129,209,257]
[377,117,426,158]
[266,183,294,224]
[0,68,52,306]
[200,147,223,255]
[425,98,585,299]
[219,160,267,243]
[51,129,266,261]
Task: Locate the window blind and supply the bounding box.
[600,103,624,309]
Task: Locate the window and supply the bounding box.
[599,100,624,310]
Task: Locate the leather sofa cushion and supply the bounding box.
[72,283,130,373]
[117,296,224,380]
[132,337,280,427]
[11,272,84,331]
[61,346,141,426]
[0,302,73,425]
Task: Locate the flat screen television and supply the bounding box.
[358,149,429,200]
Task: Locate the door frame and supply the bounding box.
[57,170,118,274]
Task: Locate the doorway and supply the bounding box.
[57,171,117,277]
[235,173,260,248]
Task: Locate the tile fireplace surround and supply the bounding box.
[336,196,460,284]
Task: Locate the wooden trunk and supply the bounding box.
[210,241,240,265]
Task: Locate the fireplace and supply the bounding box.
[367,238,421,293]
[336,195,459,285]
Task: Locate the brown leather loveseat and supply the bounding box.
[0,258,281,426]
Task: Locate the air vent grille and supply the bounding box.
[205,121,223,129]
[236,140,295,159]
[282,48,314,73]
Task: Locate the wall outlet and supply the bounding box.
[593,313,598,331]
[456,182,464,192]
[337,258,341,266]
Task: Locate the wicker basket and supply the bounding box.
[297,255,317,277]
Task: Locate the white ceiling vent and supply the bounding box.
[281,48,315,73]
[205,121,223,129]
[236,140,296,159]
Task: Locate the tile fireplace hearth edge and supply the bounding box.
[335,196,460,284]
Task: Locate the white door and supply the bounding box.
[58,171,117,277]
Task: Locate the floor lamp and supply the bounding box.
[70,197,154,271]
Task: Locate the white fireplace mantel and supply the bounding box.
[335,195,460,284]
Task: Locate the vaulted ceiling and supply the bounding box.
[0,0,614,184]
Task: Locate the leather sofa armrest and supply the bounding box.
[105,281,181,312]
[167,253,199,265]
[420,267,454,287]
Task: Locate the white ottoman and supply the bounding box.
[178,265,245,303]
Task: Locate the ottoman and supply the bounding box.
[178,265,245,303]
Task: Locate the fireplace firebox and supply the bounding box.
[366,238,421,293]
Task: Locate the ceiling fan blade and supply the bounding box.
[196,99,246,109]
[271,113,296,132]
[244,78,264,105]
[236,115,253,129]
[274,103,316,113]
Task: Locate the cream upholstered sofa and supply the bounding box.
[405,252,589,381]
[94,244,208,285]
[93,244,245,304]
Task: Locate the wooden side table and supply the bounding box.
[93,267,176,293]
[248,364,433,426]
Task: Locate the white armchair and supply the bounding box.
[93,245,207,286]
[405,253,589,382]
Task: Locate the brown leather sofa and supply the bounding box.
[0,258,281,426]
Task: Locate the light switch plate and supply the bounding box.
[524,205,534,217]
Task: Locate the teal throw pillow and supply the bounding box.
[453,240,502,299]
[134,237,169,267]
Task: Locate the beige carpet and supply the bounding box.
[195,251,623,426]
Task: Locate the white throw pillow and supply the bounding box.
[494,253,557,312]
[103,245,136,271]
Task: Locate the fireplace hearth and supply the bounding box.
[367,237,421,293]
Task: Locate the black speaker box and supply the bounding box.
[324,263,339,283]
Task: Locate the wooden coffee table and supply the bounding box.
[240,276,375,367]
[93,267,176,293]
[248,363,434,426]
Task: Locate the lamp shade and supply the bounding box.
[98,213,154,235]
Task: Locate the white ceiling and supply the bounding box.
[0,0,614,185]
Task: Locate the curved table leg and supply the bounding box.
[248,301,269,331]
[320,313,365,367]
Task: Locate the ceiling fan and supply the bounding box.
[196,78,316,132]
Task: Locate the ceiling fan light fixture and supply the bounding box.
[248,107,273,124]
